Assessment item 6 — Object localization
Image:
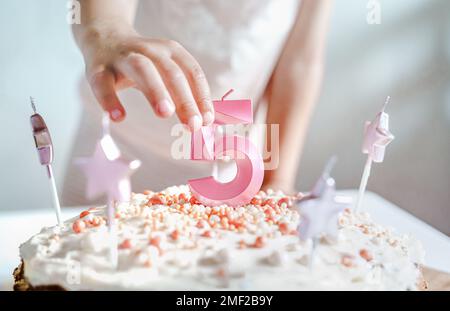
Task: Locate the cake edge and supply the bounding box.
[13,260,429,291]
[13,260,65,291]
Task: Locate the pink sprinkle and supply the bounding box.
[119,239,134,249]
[72,220,86,234]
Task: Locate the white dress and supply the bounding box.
[62,0,301,205]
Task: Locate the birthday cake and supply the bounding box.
[14,185,426,291]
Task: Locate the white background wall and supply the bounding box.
[0,0,449,234]
[297,0,450,235]
[0,1,83,213]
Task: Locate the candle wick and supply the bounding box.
[30,96,37,114]
[382,96,391,112]
[221,89,234,101]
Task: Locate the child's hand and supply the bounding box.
[78,22,213,131]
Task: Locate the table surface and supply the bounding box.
[1,190,449,291]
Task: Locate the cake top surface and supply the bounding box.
[20,185,424,290]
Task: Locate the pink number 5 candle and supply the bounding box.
[188,90,264,206]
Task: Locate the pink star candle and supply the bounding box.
[297,158,351,242]
[298,178,349,242]
[188,90,264,206]
[77,116,141,265]
[355,97,394,213]
[296,158,352,268]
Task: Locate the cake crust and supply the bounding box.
[13,261,65,291]
[13,260,428,291]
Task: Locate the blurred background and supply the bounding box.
[0,0,449,235]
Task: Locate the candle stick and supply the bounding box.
[29,97,62,226]
[106,196,118,265]
[77,114,140,266]
[308,237,319,270]
[355,157,372,213]
[355,97,394,213]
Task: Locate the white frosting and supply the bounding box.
[19,185,425,290]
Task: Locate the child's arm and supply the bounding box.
[72,0,213,131]
[263,0,333,193]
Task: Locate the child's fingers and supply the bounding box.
[115,53,175,118]
[151,57,203,132]
[89,69,126,122]
[172,50,214,126]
